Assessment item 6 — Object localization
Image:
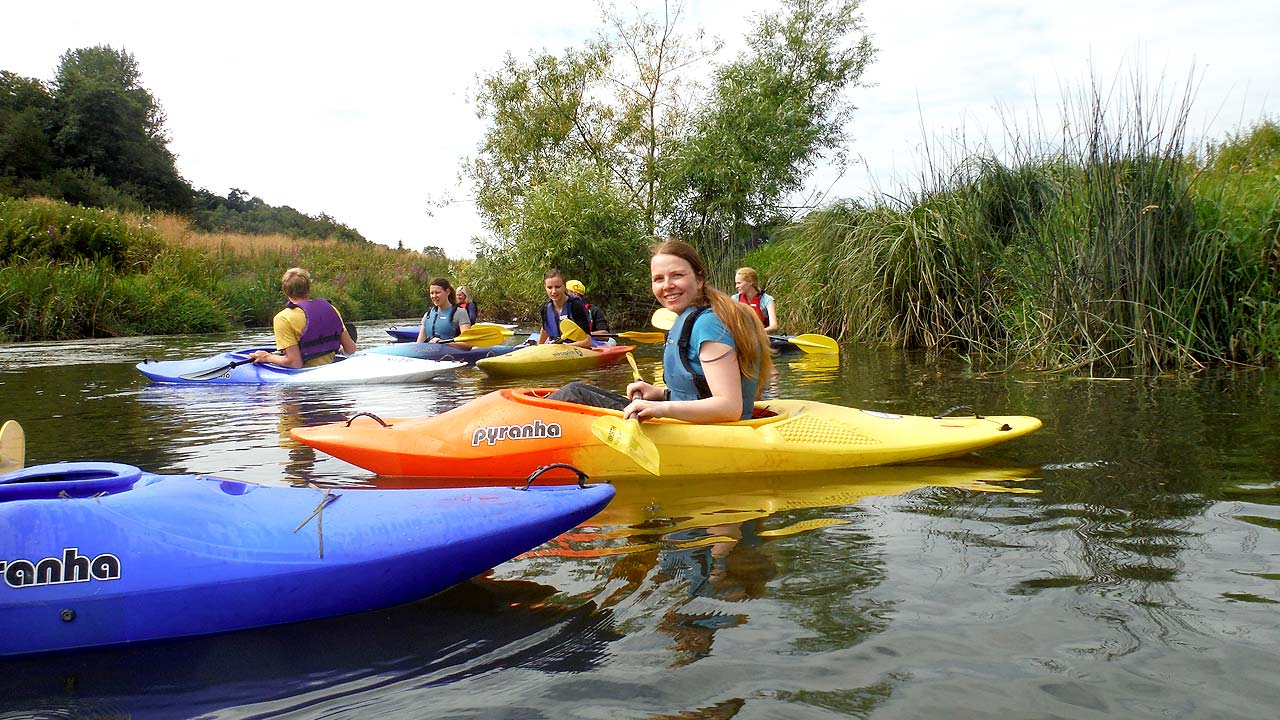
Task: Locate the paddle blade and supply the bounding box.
[590,415,661,476]
[455,326,511,347]
[788,334,840,355]
[616,331,666,344]
[625,352,643,383]
[651,307,677,330]
[1,419,25,473]
[559,319,589,342]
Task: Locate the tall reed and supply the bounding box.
[756,72,1279,371]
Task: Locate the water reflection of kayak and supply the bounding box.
[0,579,620,715]
[532,460,1041,557]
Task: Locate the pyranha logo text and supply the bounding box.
[472,420,563,446]
[2,548,121,589]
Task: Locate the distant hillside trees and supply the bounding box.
[1,45,365,243]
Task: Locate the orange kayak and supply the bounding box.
[290,388,1042,482]
[475,344,635,377]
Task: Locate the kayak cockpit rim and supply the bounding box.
[506,387,794,426]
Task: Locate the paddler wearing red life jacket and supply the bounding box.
[731,267,779,334]
[250,267,357,368]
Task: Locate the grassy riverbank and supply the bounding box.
[0,198,449,342]
[750,114,1280,371]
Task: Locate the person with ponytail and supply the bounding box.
[732,267,779,334]
[624,240,774,423]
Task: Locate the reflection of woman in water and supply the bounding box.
[649,518,778,666]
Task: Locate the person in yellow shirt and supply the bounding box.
[250,267,357,368]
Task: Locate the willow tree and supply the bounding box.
[465,0,874,303]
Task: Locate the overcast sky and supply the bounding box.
[4,1,1276,258]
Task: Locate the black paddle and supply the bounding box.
[179,351,275,381]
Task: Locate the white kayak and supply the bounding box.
[136,350,466,385]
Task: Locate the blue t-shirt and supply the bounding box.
[420,306,469,341]
[662,306,759,420]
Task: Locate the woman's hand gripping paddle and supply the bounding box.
[588,352,661,475]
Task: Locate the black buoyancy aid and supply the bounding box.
[288,298,344,361]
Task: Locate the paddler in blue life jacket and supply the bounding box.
[527,269,592,347]
[250,267,357,368]
[548,240,774,422]
[566,279,617,347]
[415,277,473,346]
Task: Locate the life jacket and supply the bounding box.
[423,305,461,341]
[541,296,587,340]
[287,298,344,362]
[736,292,767,325]
[674,306,713,399]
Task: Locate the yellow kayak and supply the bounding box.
[290,388,1043,481]
[475,344,635,377]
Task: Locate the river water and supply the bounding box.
[1,321,1278,719]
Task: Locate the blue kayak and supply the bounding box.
[0,461,613,657]
[136,349,465,384]
[361,342,520,364]
[387,325,423,342]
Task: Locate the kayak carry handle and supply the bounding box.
[521,463,591,489]
[934,405,1014,431]
[345,412,392,428]
[933,405,984,420]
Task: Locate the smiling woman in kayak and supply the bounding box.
[624,240,774,423]
[415,277,473,345]
[546,241,773,420]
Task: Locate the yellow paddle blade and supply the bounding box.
[1,419,25,473]
[625,352,642,383]
[651,307,677,330]
[559,318,589,342]
[590,415,661,476]
[616,331,666,344]
[787,333,840,355]
[455,326,511,347]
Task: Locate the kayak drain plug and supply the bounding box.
[60,609,75,622]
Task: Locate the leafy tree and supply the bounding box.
[663,0,875,259]
[0,72,57,184]
[465,0,874,284]
[49,46,190,211]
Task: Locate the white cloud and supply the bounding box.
[3,0,1276,257]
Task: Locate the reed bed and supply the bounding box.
[756,76,1279,371]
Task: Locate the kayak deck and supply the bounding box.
[475,344,635,377]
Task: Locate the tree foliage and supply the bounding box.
[465,0,875,294]
[1,46,365,243]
